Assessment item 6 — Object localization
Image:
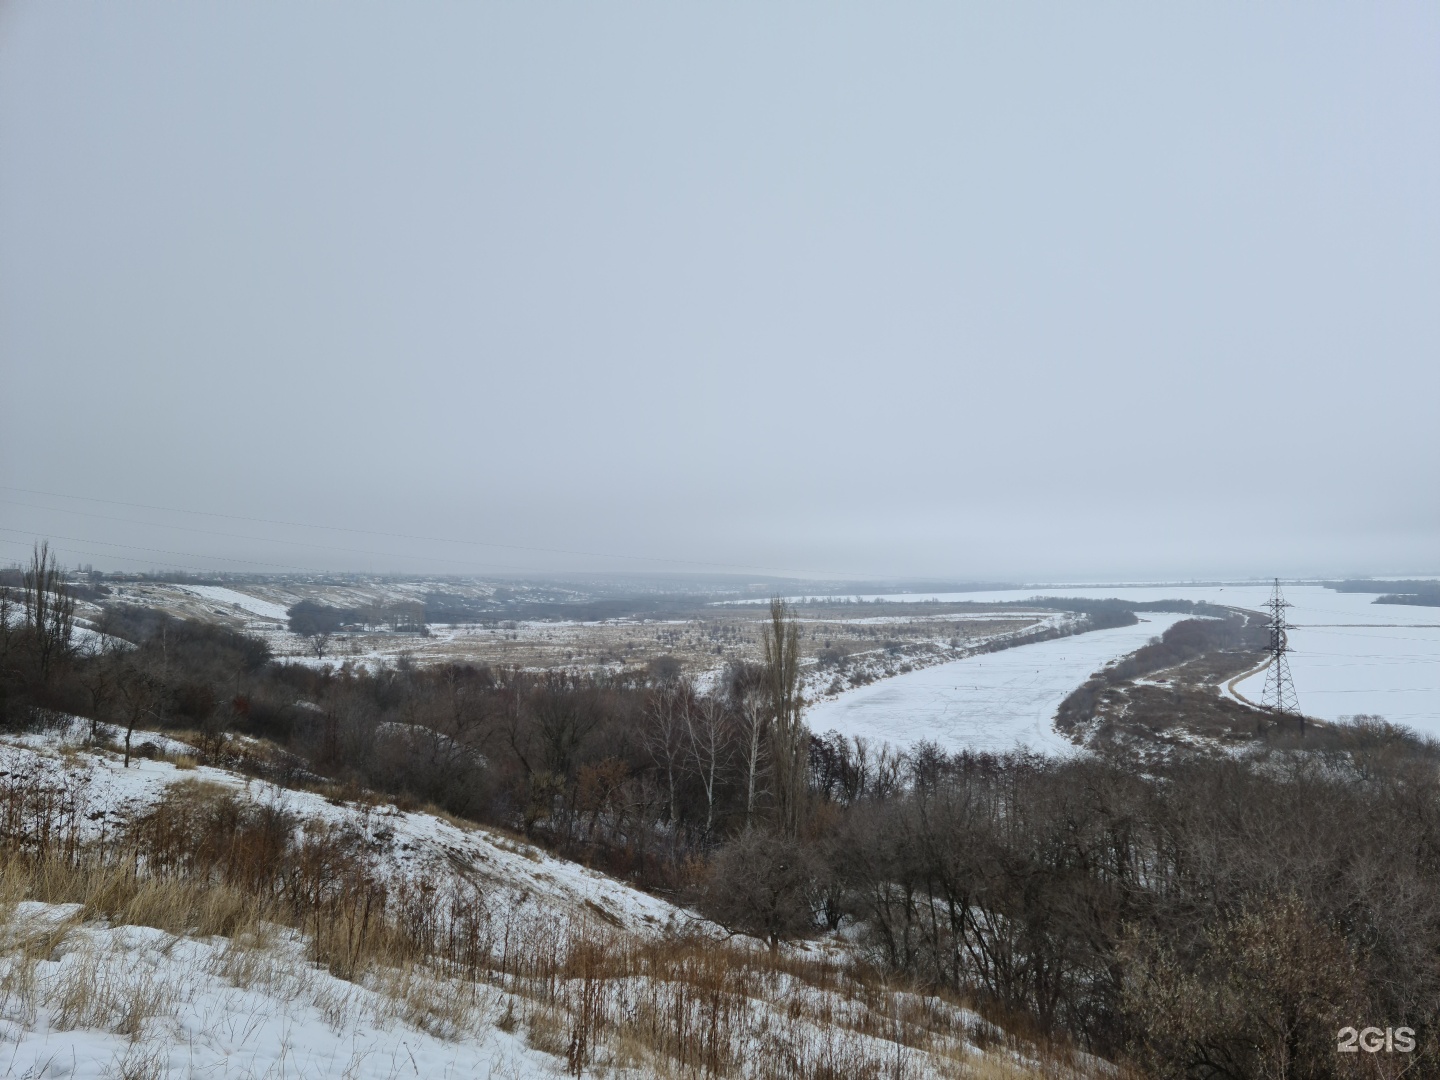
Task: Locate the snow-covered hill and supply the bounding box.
[0,723,1095,1079]
[4,719,692,941]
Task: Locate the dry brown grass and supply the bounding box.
[0,906,176,1058]
[49,942,174,1037]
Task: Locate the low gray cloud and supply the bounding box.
[3,4,1436,581]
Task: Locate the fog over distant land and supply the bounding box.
[2,4,1436,582]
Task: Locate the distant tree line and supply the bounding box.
[283,594,712,635]
[1376,592,1440,608]
[287,600,428,637]
[1023,596,1235,621]
[1331,579,1440,608]
[420,592,700,624]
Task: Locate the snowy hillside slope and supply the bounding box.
[0,901,557,1079]
[3,719,691,940]
[0,724,1093,1079]
[176,584,292,622]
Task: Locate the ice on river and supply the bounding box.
[805,613,1191,755]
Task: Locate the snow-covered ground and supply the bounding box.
[0,732,620,1078]
[0,731,694,1079]
[3,604,125,654]
[0,902,556,1080]
[806,614,1192,754]
[802,584,1440,736]
[176,585,291,622]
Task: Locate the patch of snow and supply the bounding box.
[4,715,196,759]
[178,585,291,622]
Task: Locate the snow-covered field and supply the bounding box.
[806,584,1440,737]
[806,613,1192,754]
[176,585,291,622]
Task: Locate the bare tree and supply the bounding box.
[726,667,769,830]
[23,541,75,682]
[700,826,819,951]
[500,668,534,778]
[741,688,768,828]
[80,633,125,742]
[644,681,689,826]
[533,672,598,777]
[762,599,807,837]
[849,735,872,801]
[439,662,492,749]
[0,579,14,676]
[685,691,731,839]
[115,661,161,768]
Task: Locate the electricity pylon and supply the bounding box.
[1261,578,1300,715]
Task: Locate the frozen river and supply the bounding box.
[802,583,1440,749]
[805,612,1191,754]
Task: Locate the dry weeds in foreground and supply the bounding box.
[0,753,1108,1079]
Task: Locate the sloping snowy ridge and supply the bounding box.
[0,728,1088,1079]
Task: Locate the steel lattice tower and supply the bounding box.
[1261,578,1300,715]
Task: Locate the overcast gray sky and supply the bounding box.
[2,3,1436,582]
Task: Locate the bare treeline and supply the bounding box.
[0,542,76,685]
[822,730,1440,1074]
